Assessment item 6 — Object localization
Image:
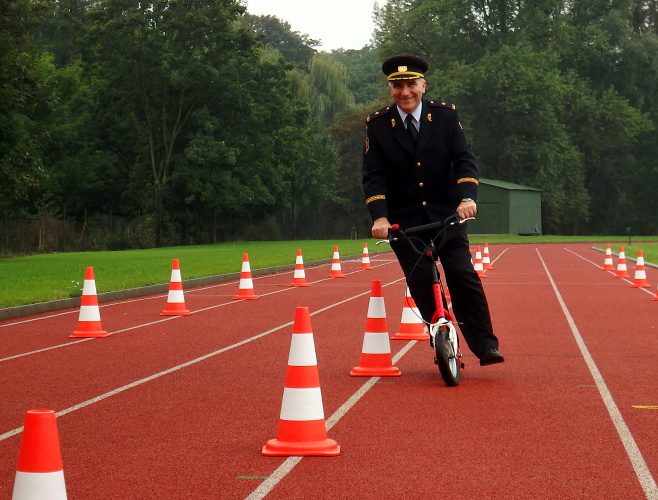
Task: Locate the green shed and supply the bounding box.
[469,179,542,235]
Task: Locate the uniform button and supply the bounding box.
[422,201,427,206]
[419,182,424,187]
[416,162,421,167]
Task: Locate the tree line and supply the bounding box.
[1,0,656,255]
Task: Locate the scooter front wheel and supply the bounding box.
[434,326,460,387]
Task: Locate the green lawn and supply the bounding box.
[1,236,656,309]
[0,240,372,308]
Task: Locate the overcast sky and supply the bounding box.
[245,0,377,52]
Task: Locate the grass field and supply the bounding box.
[1,236,656,309]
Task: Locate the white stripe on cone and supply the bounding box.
[362,332,392,354]
[288,334,318,366]
[166,289,185,304]
[81,279,97,296]
[77,305,101,322]
[13,471,67,500]
[367,296,386,318]
[400,307,422,324]
[279,387,325,421]
[238,277,254,288]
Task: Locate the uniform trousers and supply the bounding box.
[390,222,499,359]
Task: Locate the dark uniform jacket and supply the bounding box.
[362,98,479,228]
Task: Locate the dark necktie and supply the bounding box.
[405,114,418,145]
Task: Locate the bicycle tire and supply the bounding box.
[434,326,460,387]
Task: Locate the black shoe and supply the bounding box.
[480,347,505,366]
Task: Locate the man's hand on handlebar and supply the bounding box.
[371,217,391,240]
[456,199,477,220]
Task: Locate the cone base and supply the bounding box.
[288,282,310,287]
[327,274,346,278]
[476,272,488,278]
[614,274,631,279]
[350,365,401,377]
[160,309,191,316]
[232,294,259,300]
[70,330,108,338]
[391,331,429,340]
[359,265,373,270]
[601,266,614,271]
[262,438,340,457]
[631,283,651,288]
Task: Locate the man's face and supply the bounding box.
[389,79,426,114]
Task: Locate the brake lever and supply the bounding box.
[452,216,475,226]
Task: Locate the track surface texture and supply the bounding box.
[1,243,657,499]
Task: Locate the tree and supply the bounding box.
[33,0,91,67]
[80,0,260,244]
[306,53,355,129]
[0,0,50,206]
[332,46,386,106]
[241,13,319,69]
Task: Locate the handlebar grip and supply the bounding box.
[403,214,460,235]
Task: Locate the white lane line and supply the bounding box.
[565,247,656,297]
[0,261,395,329]
[244,248,513,500]
[244,339,416,500]
[0,277,405,442]
[488,246,511,266]
[0,263,398,363]
[537,248,658,499]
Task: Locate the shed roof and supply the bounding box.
[480,178,542,192]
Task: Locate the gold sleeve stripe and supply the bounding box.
[366,195,386,205]
[457,177,479,185]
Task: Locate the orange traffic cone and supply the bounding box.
[473,246,488,278]
[70,267,108,338]
[351,280,401,377]
[652,283,658,301]
[391,286,429,340]
[482,243,494,270]
[614,247,631,279]
[288,249,310,287]
[233,253,258,300]
[12,410,67,499]
[327,246,346,278]
[160,259,191,316]
[631,250,651,288]
[601,244,614,271]
[359,243,373,270]
[262,307,340,457]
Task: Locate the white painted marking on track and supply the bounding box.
[1,273,412,500]
[244,339,416,500]
[0,276,405,442]
[537,248,658,499]
[0,261,396,329]
[565,247,656,297]
[0,262,400,363]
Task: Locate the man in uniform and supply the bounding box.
[362,55,504,366]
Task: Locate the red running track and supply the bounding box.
[0,243,657,499]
